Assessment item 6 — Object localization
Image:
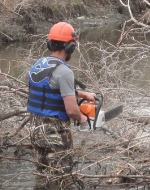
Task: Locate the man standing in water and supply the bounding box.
[27,22,96,173]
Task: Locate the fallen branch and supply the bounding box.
[0,108,27,121]
[7,116,30,138]
[0,86,28,98]
[76,173,150,180]
[0,72,28,86]
[33,171,150,180]
[127,116,150,125]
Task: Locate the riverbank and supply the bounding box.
[0,0,148,46]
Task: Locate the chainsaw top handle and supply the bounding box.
[78,96,103,106]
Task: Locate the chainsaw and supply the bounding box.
[78,96,123,131]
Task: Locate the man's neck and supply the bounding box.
[51,51,66,61]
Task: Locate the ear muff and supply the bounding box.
[64,41,76,54]
[47,40,76,54]
[47,40,53,51]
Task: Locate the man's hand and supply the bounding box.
[77,91,96,102]
[79,114,87,125]
[63,95,87,123]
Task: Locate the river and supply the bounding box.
[0,27,150,190]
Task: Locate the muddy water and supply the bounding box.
[0,27,150,190]
[1,28,150,90]
[0,161,35,190]
[0,24,123,74]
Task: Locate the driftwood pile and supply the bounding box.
[0,39,150,189]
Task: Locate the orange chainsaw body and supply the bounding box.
[79,103,96,118]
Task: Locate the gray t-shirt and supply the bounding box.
[49,63,75,97]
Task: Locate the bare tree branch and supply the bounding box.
[0,108,27,121]
[119,0,150,28]
[143,0,150,6]
[117,10,150,46]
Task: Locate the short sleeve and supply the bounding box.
[58,70,75,97]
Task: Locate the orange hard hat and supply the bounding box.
[47,22,76,42]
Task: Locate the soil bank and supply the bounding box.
[0,0,148,46]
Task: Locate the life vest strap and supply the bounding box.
[28,101,66,112]
[30,85,60,94]
[29,93,64,104]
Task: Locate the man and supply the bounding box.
[27,22,96,173]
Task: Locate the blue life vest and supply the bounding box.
[27,57,70,121]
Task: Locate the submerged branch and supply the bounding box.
[33,171,150,180]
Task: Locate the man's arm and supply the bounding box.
[63,95,87,124]
[53,65,92,124]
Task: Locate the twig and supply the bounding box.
[0,31,13,41]
[13,135,30,145]
[0,2,23,18]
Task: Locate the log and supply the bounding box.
[127,116,150,125]
[0,108,27,121]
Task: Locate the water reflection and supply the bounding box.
[0,29,150,90]
[0,26,120,74]
[80,26,121,44]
